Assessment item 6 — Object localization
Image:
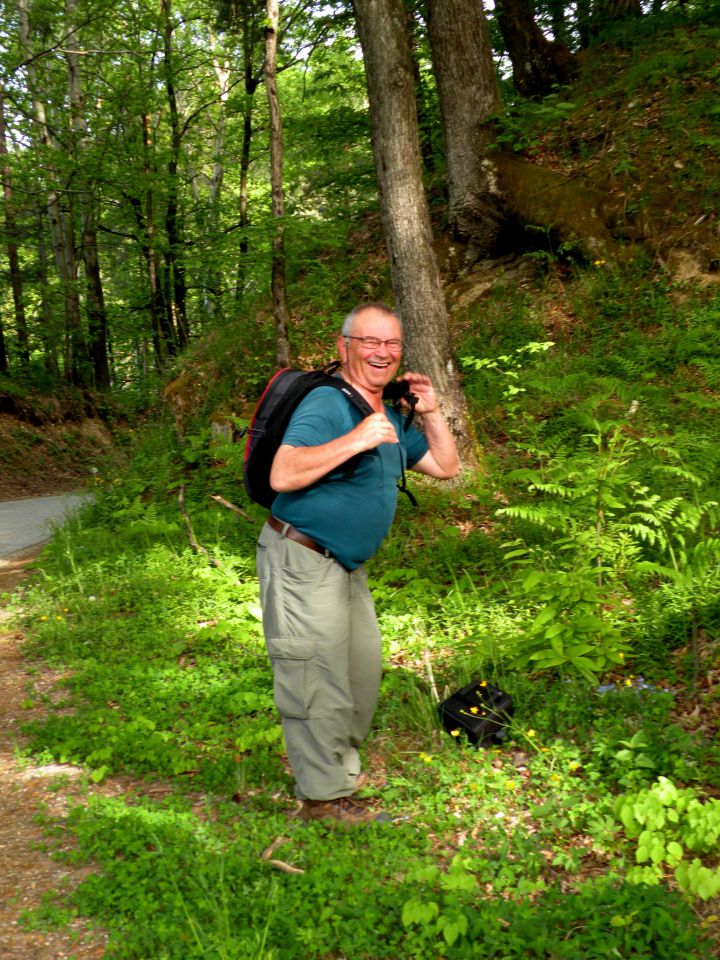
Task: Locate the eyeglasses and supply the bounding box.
[345,335,403,353]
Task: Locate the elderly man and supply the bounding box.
[257,303,459,824]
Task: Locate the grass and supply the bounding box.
[6,10,720,955]
[9,285,720,956]
[10,411,720,956]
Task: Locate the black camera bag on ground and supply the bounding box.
[438,681,514,747]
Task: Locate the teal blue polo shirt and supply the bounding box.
[271,386,429,569]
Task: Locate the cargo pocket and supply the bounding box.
[266,636,316,719]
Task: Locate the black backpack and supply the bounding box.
[242,362,417,509]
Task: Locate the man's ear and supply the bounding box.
[336,334,347,361]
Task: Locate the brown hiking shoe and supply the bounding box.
[299,796,391,826]
[353,770,387,793]
[353,771,370,791]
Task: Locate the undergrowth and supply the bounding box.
[12,291,720,954]
[8,11,720,954]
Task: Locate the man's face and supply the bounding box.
[337,308,403,393]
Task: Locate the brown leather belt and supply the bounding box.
[267,514,333,558]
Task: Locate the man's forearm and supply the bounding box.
[270,436,361,493]
[417,410,460,478]
[270,412,401,494]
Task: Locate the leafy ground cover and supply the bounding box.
[4,11,720,956]
[9,278,720,959]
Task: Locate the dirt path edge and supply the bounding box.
[0,552,109,960]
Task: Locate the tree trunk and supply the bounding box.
[494,0,578,99]
[427,0,504,257]
[265,0,292,368]
[37,214,60,378]
[596,0,643,23]
[200,50,231,322]
[139,112,174,369]
[236,103,254,300]
[236,6,263,302]
[547,0,570,46]
[66,0,111,390]
[0,87,29,367]
[576,0,592,47]
[0,318,8,375]
[161,0,189,350]
[18,0,85,385]
[351,0,477,467]
[83,205,111,389]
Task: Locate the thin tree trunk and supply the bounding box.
[236,65,259,301]
[236,106,253,300]
[66,0,110,390]
[201,49,230,322]
[351,0,477,467]
[0,87,29,367]
[83,205,111,389]
[37,214,60,377]
[161,0,189,349]
[139,112,173,369]
[0,318,8,375]
[18,0,84,385]
[265,0,292,368]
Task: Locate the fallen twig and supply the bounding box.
[423,649,440,703]
[178,485,224,569]
[260,836,305,875]
[210,494,253,521]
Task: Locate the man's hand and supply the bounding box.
[396,373,460,479]
[397,373,438,415]
[352,411,399,450]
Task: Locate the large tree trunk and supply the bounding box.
[351,0,477,467]
[427,0,504,258]
[494,0,578,99]
[265,0,292,368]
[0,87,29,368]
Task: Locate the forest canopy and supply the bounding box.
[0,0,705,401]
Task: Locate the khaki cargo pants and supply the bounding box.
[257,520,382,800]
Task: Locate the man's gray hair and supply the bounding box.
[341,302,400,337]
